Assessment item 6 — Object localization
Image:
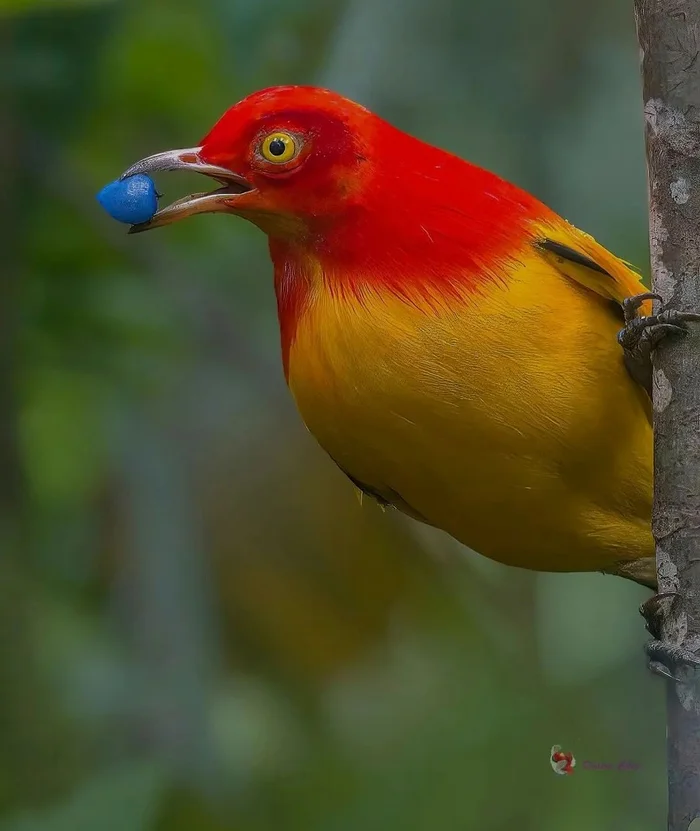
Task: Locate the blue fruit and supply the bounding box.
[97,174,158,225]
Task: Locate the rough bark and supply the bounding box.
[635,1,700,828]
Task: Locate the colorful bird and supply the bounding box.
[117,86,700,676]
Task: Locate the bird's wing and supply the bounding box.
[535,227,650,315]
[535,225,653,422]
[330,458,432,524]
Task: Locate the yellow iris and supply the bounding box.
[260,132,298,164]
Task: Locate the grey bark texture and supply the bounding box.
[635,1,700,828]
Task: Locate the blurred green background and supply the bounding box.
[1,0,663,828]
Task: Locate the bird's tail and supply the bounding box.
[608,557,657,591]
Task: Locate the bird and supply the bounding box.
[117,85,700,676]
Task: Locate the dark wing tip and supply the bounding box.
[537,238,612,277]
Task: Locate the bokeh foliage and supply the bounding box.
[2,0,663,828]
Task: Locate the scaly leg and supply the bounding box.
[617,292,700,396]
[640,592,700,681]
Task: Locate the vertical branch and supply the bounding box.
[635,1,700,828]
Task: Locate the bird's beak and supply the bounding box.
[120,147,253,233]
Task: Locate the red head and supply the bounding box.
[122,85,543,274]
[123,87,382,243]
[196,86,378,238]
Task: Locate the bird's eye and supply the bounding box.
[260,132,298,164]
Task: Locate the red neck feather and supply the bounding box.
[269,123,550,375]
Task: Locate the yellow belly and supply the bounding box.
[286,259,653,574]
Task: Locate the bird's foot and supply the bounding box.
[640,592,700,682]
[618,292,700,396]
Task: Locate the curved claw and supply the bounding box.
[646,640,700,668]
[645,639,700,683]
[648,660,678,682]
[640,593,700,682]
[618,297,700,396]
[622,291,663,324]
[654,310,700,325]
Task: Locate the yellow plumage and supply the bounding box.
[287,218,654,583]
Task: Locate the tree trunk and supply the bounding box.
[635,1,700,828]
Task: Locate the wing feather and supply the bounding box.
[536,228,651,316]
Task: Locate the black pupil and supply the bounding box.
[269,138,287,157]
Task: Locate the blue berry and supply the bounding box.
[97,174,158,225]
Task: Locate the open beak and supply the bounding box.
[120,147,253,233]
